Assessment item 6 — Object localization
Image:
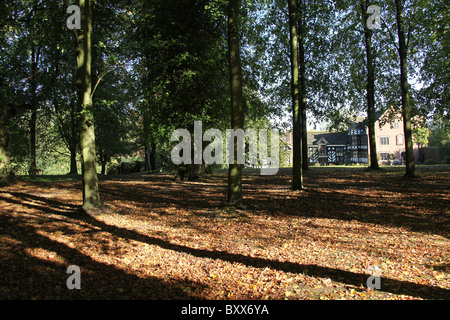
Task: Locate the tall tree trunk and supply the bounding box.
[29,44,39,176]
[144,144,151,171]
[143,105,152,171]
[100,153,107,175]
[0,105,16,185]
[144,140,157,172]
[76,0,101,209]
[69,99,78,175]
[288,0,303,190]
[29,105,37,176]
[150,142,157,172]
[0,108,11,176]
[227,0,244,207]
[395,0,415,178]
[360,0,379,169]
[298,0,308,171]
[69,145,78,174]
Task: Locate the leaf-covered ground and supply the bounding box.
[0,167,449,300]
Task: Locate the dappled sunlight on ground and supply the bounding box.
[0,168,449,299]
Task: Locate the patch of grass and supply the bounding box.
[18,174,81,183]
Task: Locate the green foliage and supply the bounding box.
[1,0,447,179]
[132,0,230,138]
[413,0,449,122]
[428,120,450,147]
[413,126,430,147]
[438,141,450,160]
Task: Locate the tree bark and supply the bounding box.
[28,44,39,176]
[101,157,107,175]
[395,0,415,178]
[69,145,78,174]
[150,142,157,172]
[69,99,78,175]
[298,0,308,171]
[360,0,379,169]
[76,0,102,209]
[227,0,244,207]
[144,144,151,171]
[0,106,16,184]
[288,0,303,190]
[0,108,11,175]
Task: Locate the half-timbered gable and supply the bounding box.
[283,110,420,166]
[307,132,349,165]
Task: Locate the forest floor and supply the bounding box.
[0,166,449,300]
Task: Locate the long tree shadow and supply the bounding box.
[245,171,450,238]
[2,188,450,300]
[48,210,450,299]
[0,213,204,300]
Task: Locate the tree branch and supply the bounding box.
[381,17,400,53]
[406,21,412,50]
[91,65,124,98]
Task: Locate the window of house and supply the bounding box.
[380,153,390,161]
[392,122,400,129]
[351,136,358,145]
[397,135,404,145]
[380,137,389,145]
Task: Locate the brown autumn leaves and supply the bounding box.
[0,167,449,299]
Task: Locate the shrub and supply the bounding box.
[438,140,450,159]
[0,171,17,186]
[107,161,144,175]
[423,159,438,165]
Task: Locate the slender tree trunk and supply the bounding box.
[29,45,39,176]
[76,0,101,209]
[395,0,415,178]
[142,50,154,173]
[143,105,152,172]
[0,105,16,184]
[150,142,157,172]
[0,17,15,182]
[227,0,244,207]
[69,99,78,175]
[288,0,303,190]
[0,108,11,175]
[298,0,308,171]
[29,105,37,176]
[101,155,107,175]
[360,0,379,169]
[144,144,151,171]
[69,145,78,174]
[144,140,157,172]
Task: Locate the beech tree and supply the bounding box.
[288,0,303,190]
[1,0,446,186]
[75,0,102,209]
[359,0,380,170]
[394,0,415,178]
[227,0,245,206]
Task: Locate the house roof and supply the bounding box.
[350,111,385,128]
[307,132,349,146]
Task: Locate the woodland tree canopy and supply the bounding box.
[0,0,449,303]
[0,0,448,197]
